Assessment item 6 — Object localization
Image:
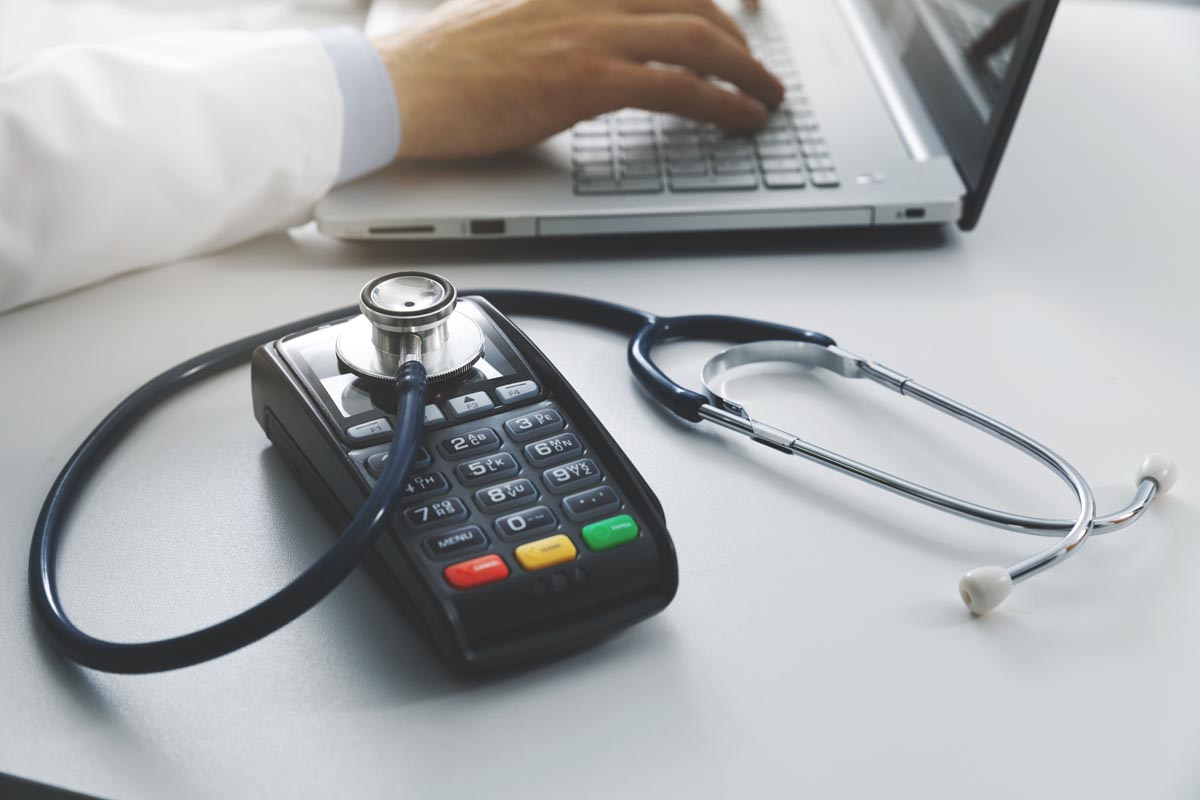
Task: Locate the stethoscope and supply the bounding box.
[30,272,1177,673]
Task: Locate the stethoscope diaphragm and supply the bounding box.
[335,271,486,382]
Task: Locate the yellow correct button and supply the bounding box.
[514,535,578,571]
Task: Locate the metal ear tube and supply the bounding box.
[698,339,1175,614]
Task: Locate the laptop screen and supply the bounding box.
[867,0,1059,228]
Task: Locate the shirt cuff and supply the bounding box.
[315,26,401,185]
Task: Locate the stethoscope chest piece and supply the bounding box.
[336,271,485,382]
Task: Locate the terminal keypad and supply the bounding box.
[361,402,643,588]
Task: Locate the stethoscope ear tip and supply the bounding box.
[959,566,1013,615]
[1137,453,1178,495]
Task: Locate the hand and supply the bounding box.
[371,0,783,160]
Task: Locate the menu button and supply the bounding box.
[424,526,488,559]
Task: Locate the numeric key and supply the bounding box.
[504,409,565,441]
[399,471,451,503]
[543,459,603,494]
[405,497,469,529]
[524,433,583,466]
[456,452,519,486]
[474,479,539,513]
[494,506,558,540]
[437,428,500,460]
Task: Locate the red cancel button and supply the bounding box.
[444,554,510,590]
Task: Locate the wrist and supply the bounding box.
[371,34,429,160]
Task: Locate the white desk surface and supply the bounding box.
[2,2,1199,798]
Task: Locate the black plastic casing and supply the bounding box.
[250,297,678,671]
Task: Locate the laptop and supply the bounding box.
[315,0,1057,239]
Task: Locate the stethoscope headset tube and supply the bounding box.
[472,292,1176,613]
[28,280,1176,674]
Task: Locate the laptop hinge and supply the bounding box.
[835,0,949,163]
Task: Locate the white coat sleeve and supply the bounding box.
[0,30,344,313]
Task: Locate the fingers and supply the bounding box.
[596,14,784,107]
[612,0,748,45]
[602,62,770,130]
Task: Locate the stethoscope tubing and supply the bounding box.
[28,288,1169,673]
[29,306,427,673]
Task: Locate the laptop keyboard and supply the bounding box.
[571,10,838,196]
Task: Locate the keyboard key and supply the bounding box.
[756,143,800,159]
[514,535,578,572]
[668,162,709,177]
[620,145,659,162]
[664,132,701,146]
[618,133,657,149]
[754,131,797,145]
[800,143,829,157]
[710,131,753,143]
[572,138,612,151]
[400,471,451,504]
[543,458,603,494]
[713,147,755,161]
[405,497,469,530]
[572,150,613,165]
[494,379,540,404]
[366,451,388,478]
[581,514,640,552]
[622,162,662,178]
[711,140,754,155]
[475,478,539,513]
[810,170,841,187]
[456,452,520,486]
[805,156,835,171]
[495,505,558,540]
[504,408,565,441]
[424,526,488,560]
[614,178,664,194]
[575,120,610,135]
[524,433,583,466]
[366,446,430,478]
[714,159,757,174]
[576,179,662,195]
[666,146,704,162]
[765,172,808,189]
[447,391,495,418]
[660,116,700,133]
[562,486,622,522]
[574,180,622,195]
[437,428,501,460]
[575,164,614,179]
[424,405,446,426]
[444,554,509,590]
[346,418,391,441]
[617,120,654,134]
[760,157,803,172]
[669,174,759,192]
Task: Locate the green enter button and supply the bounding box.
[581,514,639,551]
